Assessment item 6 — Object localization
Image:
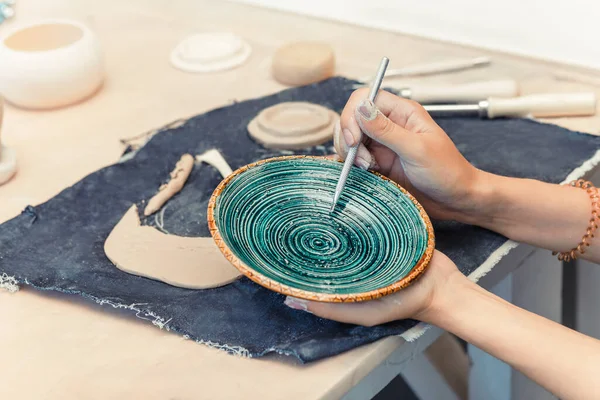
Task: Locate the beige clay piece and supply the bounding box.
[0,96,18,185]
[144,154,194,216]
[248,102,339,150]
[105,205,241,289]
[272,41,335,86]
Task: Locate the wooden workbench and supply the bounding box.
[1,1,600,399]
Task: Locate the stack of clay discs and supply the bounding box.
[247,102,338,150]
[272,41,335,86]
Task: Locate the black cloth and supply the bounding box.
[1,77,599,362]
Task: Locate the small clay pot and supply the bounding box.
[0,19,104,109]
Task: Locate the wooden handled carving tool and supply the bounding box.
[423,92,597,118]
[331,56,389,212]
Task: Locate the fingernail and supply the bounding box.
[284,297,309,312]
[356,156,371,170]
[357,99,377,121]
[342,128,355,147]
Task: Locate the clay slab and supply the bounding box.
[170,32,251,73]
[248,102,338,150]
[105,205,241,290]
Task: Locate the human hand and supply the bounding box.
[333,88,484,221]
[284,250,462,326]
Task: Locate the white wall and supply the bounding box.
[231,0,600,70]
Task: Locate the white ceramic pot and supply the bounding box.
[0,19,104,109]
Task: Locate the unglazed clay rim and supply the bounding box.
[169,32,252,73]
[0,19,91,55]
[207,155,435,303]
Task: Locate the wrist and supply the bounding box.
[453,169,505,228]
[416,266,472,325]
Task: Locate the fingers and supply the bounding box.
[339,88,438,160]
[284,297,386,327]
[333,118,378,170]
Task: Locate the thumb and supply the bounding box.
[355,99,422,160]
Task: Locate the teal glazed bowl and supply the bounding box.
[207,155,435,303]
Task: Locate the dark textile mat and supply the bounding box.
[1,77,599,362]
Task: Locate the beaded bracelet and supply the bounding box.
[553,179,599,262]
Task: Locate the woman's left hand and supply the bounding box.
[284,250,461,326]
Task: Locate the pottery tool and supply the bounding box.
[331,56,389,212]
[423,92,597,118]
[352,79,519,103]
[394,79,519,103]
[360,56,489,82]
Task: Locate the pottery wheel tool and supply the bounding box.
[331,56,389,212]
[423,92,597,119]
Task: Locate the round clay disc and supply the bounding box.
[272,42,335,86]
[247,102,339,150]
[170,32,251,73]
[0,145,17,185]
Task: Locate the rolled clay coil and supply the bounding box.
[272,41,335,86]
[247,102,339,150]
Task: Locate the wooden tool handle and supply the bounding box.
[487,93,597,118]
[402,79,519,103]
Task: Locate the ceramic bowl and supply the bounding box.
[208,155,435,303]
[0,19,104,109]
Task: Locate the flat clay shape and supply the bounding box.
[248,102,339,150]
[272,42,335,86]
[170,32,251,73]
[105,205,241,290]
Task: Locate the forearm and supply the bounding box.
[461,171,600,262]
[422,275,600,400]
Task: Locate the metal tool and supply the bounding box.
[330,56,389,212]
[423,92,597,119]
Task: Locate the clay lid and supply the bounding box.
[170,32,251,73]
[248,102,338,150]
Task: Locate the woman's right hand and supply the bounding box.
[334,88,486,221]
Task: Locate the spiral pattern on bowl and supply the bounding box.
[213,157,429,295]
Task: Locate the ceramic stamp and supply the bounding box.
[0,19,104,109]
[272,41,335,86]
[0,96,17,185]
[208,156,435,303]
[170,32,251,73]
[247,102,338,150]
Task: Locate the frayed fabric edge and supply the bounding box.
[12,277,254,359]
[0,273,19,293]
[562,148,600,184]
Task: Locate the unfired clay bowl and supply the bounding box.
[0,19,104,109]
[207,155,435,303]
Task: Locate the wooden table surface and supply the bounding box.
[1,1,600,399]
